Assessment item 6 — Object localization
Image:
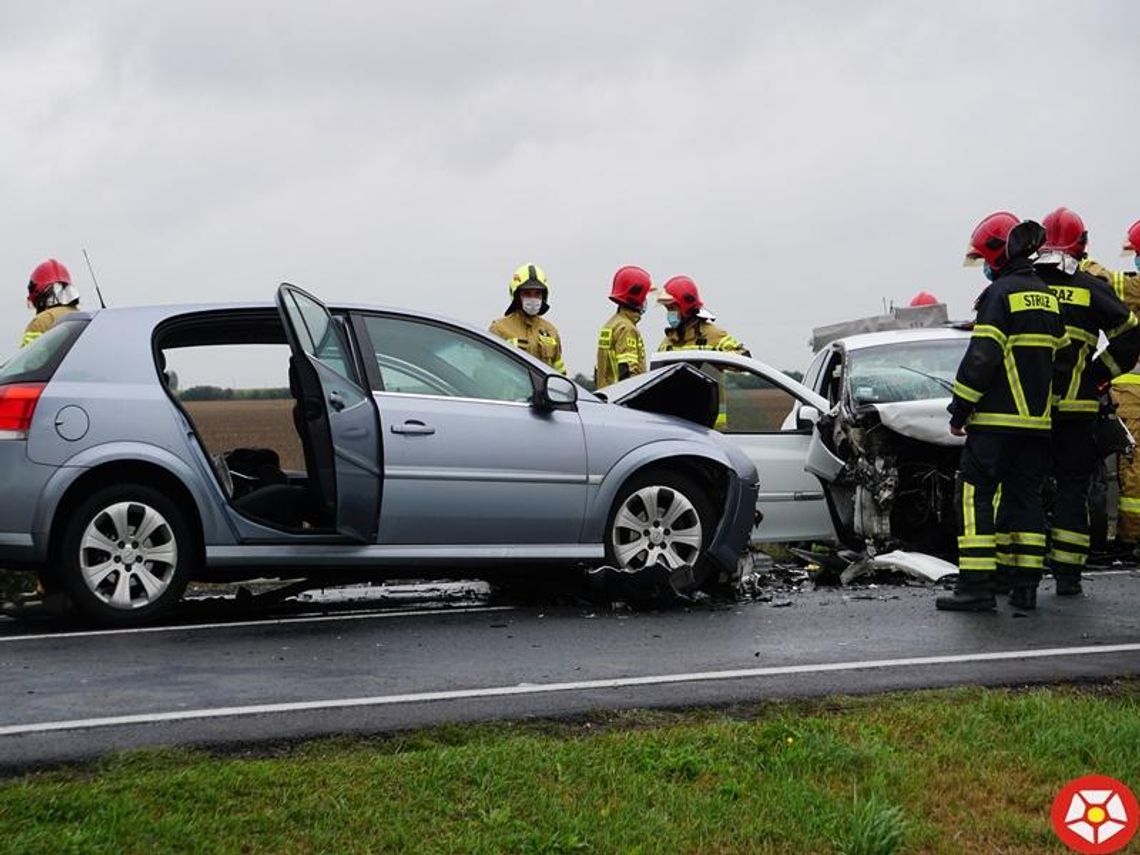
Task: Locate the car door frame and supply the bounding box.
[276,283,383,543]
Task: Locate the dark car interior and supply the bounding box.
[154,310,337,533]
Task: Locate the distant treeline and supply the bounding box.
[179,386,291,401]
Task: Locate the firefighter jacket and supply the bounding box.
[657,320,749,355]
[1034,262,1140,418]
[948,258,1070,433]
[595,307,646,388]
[1080,258,1140,389]
[489,310,566,374]
[21,304,78,348]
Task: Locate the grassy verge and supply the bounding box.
[1,683,1137,854]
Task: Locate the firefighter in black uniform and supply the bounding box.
[1035,207,1140,596]
[938,212,1070,612]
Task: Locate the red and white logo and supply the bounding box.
[1051,775,1138,854]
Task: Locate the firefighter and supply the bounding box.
[655,276,749,356]
[595,265,654,388]
[23,259,80,347]
[1035,208,1140,596]
[937,212,1069,612]
[909,291,940,306]
[1083,220,1140,555]
[489,263,566,374]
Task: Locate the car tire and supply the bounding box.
[58,484,197,626]
[605,469,717,592]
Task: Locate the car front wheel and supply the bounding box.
[59,484,196,626]
[606,470,716,591]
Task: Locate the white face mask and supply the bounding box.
[521,296,543,316]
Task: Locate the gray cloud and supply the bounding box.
[3,1,1139,382]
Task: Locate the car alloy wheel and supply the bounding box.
[78,500,179,611]
[611,484,704,571]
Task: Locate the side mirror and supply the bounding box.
[797,404,821,430]
[536,374,578,409]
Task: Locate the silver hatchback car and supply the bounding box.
[0,285,758,625]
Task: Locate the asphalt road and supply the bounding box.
[1,571,1139,772]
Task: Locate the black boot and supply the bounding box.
[1008,569,1040,611]
[1054,571,1083,597]
[936,570,997,612]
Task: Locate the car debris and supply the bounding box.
[838,550,958,585]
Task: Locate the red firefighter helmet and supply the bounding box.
[27,259,79,310]
[964,211,1020,269]
[909,291,939,307]
[1041,207,1088,257]
[1123,219,1140,257]
[656,275,704,318]
[609,265,654,309]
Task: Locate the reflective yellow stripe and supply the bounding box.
[1049,285,1091,307]
[1013,554,1046,569]
[996,551,1014,565]
[1064,344,1088,403]
[993,485,1002,514]
[597,328,613,350]
[1049,548,1087,567]
[1112,373,1140,387]
[715,336,742,352]
[972,324,1007,345]
[1118,496,1140,513]
[1113,271,1126,301]
[959,557,997,571]
[995,532,1011,547]
[20,331,41,348]
[962,482,976,536]
[615,353,641,365]
[1008,292,1059,313]
[957,535,996,549]
[1100,352,1122,378]
[968,412,1051,430]
[1064,326,1098,347]
[1003,348,1030,416]
[1008,333,1067,349]
[1107,313,1139,340]
[1057,400,1100,413]
[552,357,566,375]
[952,381,983,403]
[1009,531,1047,547]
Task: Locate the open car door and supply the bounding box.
[276,283,381,541]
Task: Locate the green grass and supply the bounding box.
[1,683,1137,854]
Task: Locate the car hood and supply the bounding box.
[598,364,718,429]
[866,398,964,447]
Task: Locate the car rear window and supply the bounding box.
[0,317,89,384]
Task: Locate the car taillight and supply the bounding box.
[0,383,46,438]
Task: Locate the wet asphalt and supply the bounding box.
[1,571,1138,772]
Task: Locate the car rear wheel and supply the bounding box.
[59,484,196,626]
[606,469,716,592]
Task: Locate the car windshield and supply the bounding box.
[846,338,968,404]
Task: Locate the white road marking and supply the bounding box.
[2,642,1138,737]
[0,605,515,643]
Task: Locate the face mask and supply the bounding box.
[983,263,996,282]
[1134,256,1140,273]
[666,309,682,329]
[521,297,543,316]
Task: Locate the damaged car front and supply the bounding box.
[804,329,971,554]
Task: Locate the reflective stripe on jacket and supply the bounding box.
[1034,264,1140,418]
[948,259,1070,433]
[21,305,78,348]
[657,320,748,355]
[595,308,646,388]
[489,311,566,374]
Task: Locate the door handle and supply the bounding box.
[390,420,435,436]
[328,391,346,412]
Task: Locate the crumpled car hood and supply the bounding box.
[597,363,719,428]
[868,398,964,447]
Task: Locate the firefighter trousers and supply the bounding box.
[1049,419,1097,573]
[956,431,1050,582]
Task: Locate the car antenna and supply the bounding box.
[82,248,108,309]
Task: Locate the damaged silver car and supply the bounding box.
[651,326,970,554]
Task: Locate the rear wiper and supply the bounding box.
[897,365,954,393]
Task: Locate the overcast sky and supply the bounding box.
[3,1,1138,384]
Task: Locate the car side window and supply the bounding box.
[360,315,535,403]
[802,348,828,393]
[716,367,802,434]
[281,289,353,380]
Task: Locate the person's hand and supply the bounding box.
[949,424,966,437]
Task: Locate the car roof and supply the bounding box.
[832,327,971,351]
